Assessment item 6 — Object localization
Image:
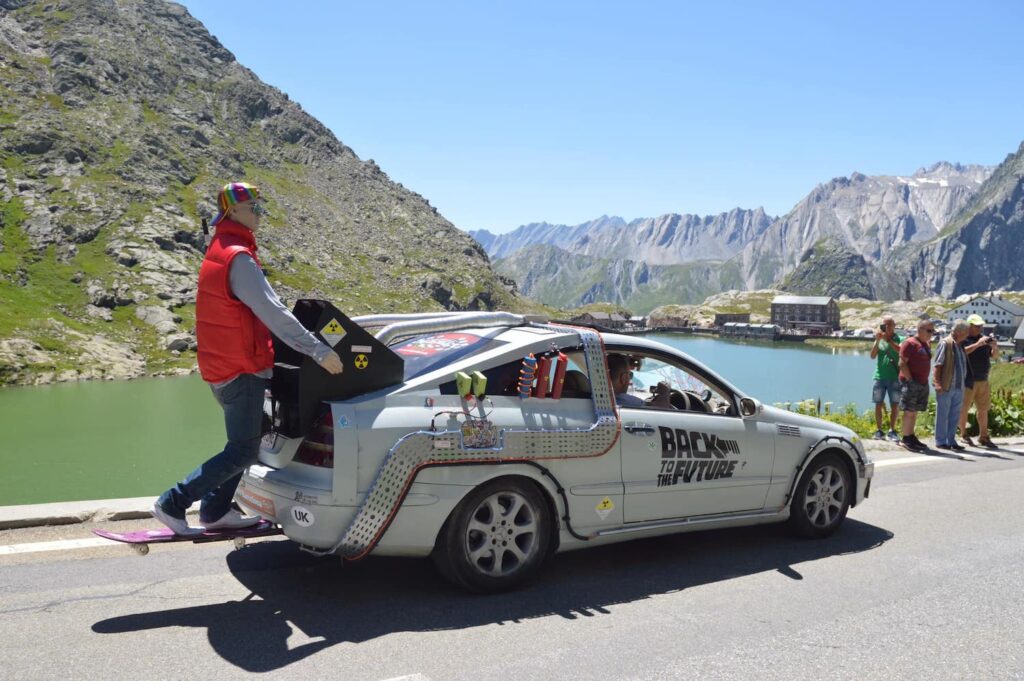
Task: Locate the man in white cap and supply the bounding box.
[152,182,344,535]
[958,313,999,447]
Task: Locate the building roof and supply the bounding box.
[772,295,834,306]
[1015,320,1024,341]
[948,295,1024,317]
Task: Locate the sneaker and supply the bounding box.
[886,430,900,442]
[872,430,885,440]
[962,435,976,447]
[898,436,923,452]
[151,502,204,537]
[950,443,966,452]
[909,435,929,451]
[203,509,261,531]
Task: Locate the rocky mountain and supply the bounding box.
[0,0,519,384]
[778,238,875,299]
[493,244,743,313]
[734,162,991,290]
[473,207,774,265]
[897,142,1024,298]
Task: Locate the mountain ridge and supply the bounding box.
[0,0,520,384]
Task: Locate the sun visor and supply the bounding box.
[270,299,405,438]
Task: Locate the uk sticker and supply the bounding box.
[595,497,615,520]
[320,318,347,346]
[291,506,315,527]
[354,354,369,369]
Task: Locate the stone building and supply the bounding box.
[770,295,840,332]
[714,313,751,326]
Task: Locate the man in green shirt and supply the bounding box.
[869,316,902,440]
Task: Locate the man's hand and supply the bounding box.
[651,381,672,408]
[874,331,884,341]
[318,350,344,375]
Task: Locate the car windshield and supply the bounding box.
[393,331,506,380]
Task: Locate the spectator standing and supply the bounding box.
[932,320,968,450]
[869,316,902,441]
[958,313,1000,447]
[897,320,935,452]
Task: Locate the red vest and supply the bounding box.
[196,220,275,383]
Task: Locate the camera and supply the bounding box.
[879,323,886,332]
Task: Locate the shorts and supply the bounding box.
[962,379,991,412]
[899,379,929,413]
[872,378,901,406]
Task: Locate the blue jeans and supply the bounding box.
[158,374,268,523]
[934,387,964,447]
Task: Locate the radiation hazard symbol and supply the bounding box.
[595,497,615,520]
[354,354,369,370]
[319,318,347,347]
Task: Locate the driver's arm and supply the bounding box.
[650,381,673,408]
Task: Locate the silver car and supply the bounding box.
[238,303,873,592]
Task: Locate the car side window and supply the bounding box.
[615,351,736,415]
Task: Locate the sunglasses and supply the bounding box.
[923,328,935,333]
[249,202,267,216]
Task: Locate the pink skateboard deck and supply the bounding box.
[92,520,281,554]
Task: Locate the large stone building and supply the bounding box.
[944,295,1024,335]
[770,295,840,332]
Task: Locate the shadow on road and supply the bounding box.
[93,519,892,672]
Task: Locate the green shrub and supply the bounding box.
[965,389,1024,437]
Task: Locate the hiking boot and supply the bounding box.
[151,502,204,537]
[872,429,885,440]
[886,430,900,442]
[203,509,260,531]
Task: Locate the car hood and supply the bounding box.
[760,405,857,440]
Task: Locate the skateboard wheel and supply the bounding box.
[132,543,150,556]
[233,537,246,550]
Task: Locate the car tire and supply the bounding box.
[788,452,851,539]
[433,477,552,593]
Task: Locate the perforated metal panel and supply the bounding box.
[324,324,620,559]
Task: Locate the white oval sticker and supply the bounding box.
[291,505,315,527]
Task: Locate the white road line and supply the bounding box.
[0,537,110,555]
[874,455,942,468]
[377,675,431,681]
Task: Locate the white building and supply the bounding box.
[944,295,1024,335]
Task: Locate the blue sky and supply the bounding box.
[180,1,1024,234]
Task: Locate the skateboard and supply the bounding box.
[92,519,282,555]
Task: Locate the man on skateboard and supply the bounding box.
[152,182,344,536]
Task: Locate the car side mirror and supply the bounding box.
[739,397,760,417]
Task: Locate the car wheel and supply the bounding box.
[788,452,851,538]
[433,477,552,593]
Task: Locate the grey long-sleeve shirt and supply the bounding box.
[211,254,332,387]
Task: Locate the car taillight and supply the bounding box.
[292,411,334,468]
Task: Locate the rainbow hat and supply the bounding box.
[211,182,261,226]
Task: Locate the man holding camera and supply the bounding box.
[869,316,902,441]
[958,313,999,447]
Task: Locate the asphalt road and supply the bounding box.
[2,441,1023,681]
